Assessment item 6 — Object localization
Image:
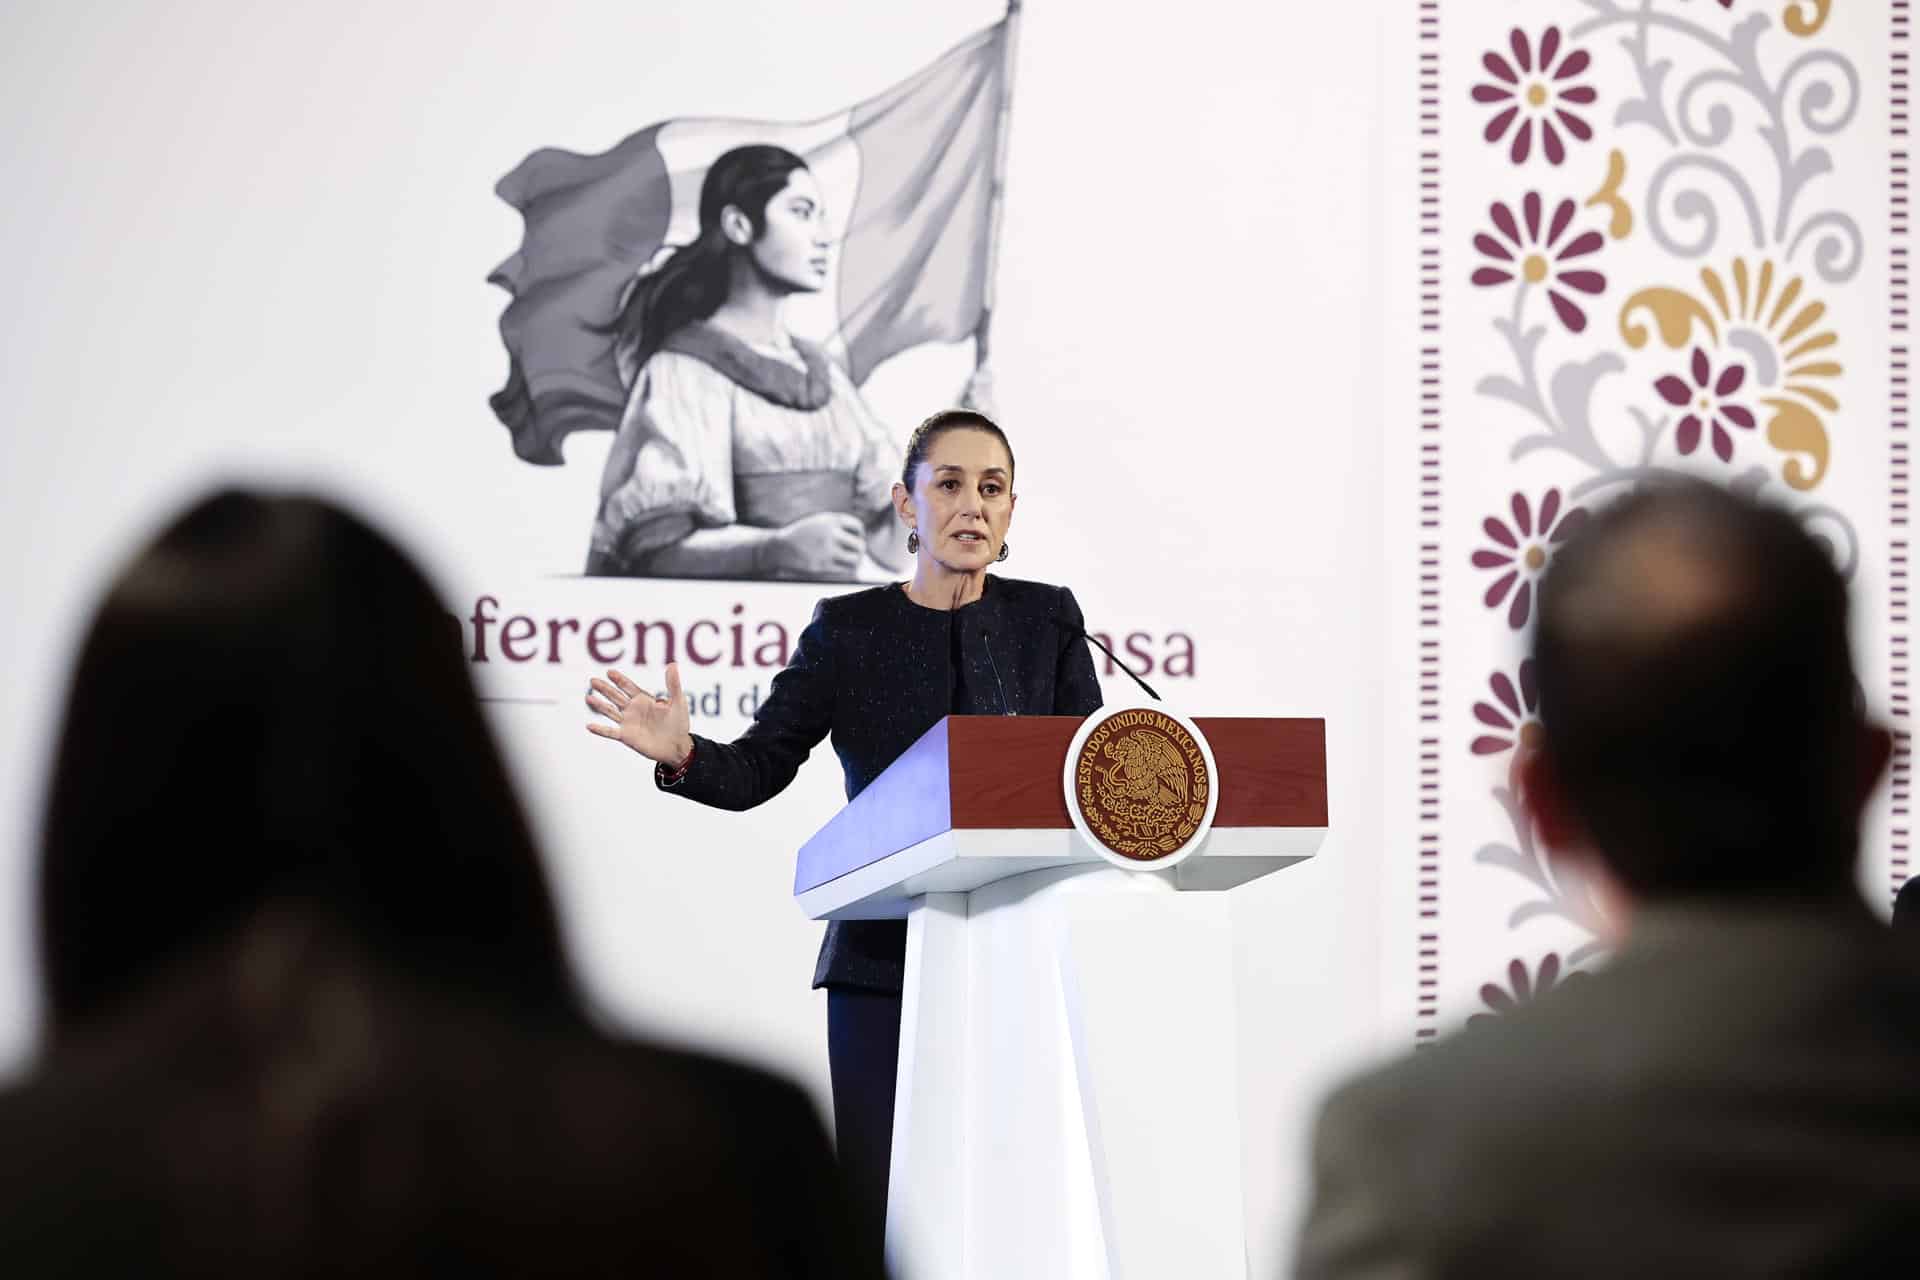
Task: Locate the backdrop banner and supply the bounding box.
[0,4,1389,1271]
[1383,0,1898,1046]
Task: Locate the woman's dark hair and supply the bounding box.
[38,490,576,1035]
[606,145,810,383]
[900,408,1016,491]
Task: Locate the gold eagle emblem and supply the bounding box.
[1069,707,1213,863]
[1098,729,1190,808]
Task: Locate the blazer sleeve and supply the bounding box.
[662,602,836,811]
[1053,587,1105,716]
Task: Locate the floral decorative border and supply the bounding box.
[1434,0,1874,1027]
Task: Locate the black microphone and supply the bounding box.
[981,629,1015,716]
[1051,618,1162,702]
[950,603,1015,716]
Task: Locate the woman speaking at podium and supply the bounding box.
[586,408,1101,1252]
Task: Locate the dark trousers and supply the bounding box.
[826,988,903,1264]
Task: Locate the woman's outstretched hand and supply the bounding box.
[586,663,695,767]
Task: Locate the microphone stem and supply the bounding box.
[1074,628,1161,702]
[982,630,1014,715]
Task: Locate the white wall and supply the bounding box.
[0,2,1386,1268]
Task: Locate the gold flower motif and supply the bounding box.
[1783,0,1831,37]
[1620,259,1841,490]
[1584,149,1632,241]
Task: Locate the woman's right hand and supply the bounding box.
[586,663,695,767]
[766,512,865,579]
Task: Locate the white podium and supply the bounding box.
[794,714,1328,1279]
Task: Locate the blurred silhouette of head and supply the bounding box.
[1526,479,1882,903]
[1895,878,1920,932]
[39,490,574,1036]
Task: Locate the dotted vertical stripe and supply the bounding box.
[1895,3,1911,907]
[1417,0,1442,1046]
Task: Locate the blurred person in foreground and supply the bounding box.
[1296,480,1920,1278]
[1895,876,1920,931]
[0,491,871,1277]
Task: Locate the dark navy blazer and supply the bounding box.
[658,575,1103,992]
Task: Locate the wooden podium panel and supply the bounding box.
[794,715,1328,920]
[941,715,1328,830]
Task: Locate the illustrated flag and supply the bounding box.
[489,22,1010,465]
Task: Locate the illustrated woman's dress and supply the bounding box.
[588,322,901,575]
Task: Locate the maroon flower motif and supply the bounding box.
[1469,953,1588,1025]
[1472,489,1588,629]
[1470,660,1541,759]
[1471,192,1607,332]
[1654,346,1756,462]
[1473,27,1597,166]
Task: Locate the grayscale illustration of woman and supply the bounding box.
[586,145,908,581]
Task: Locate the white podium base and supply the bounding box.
[886,865,1246,1279]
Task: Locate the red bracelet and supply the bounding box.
[656,742,696,788]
